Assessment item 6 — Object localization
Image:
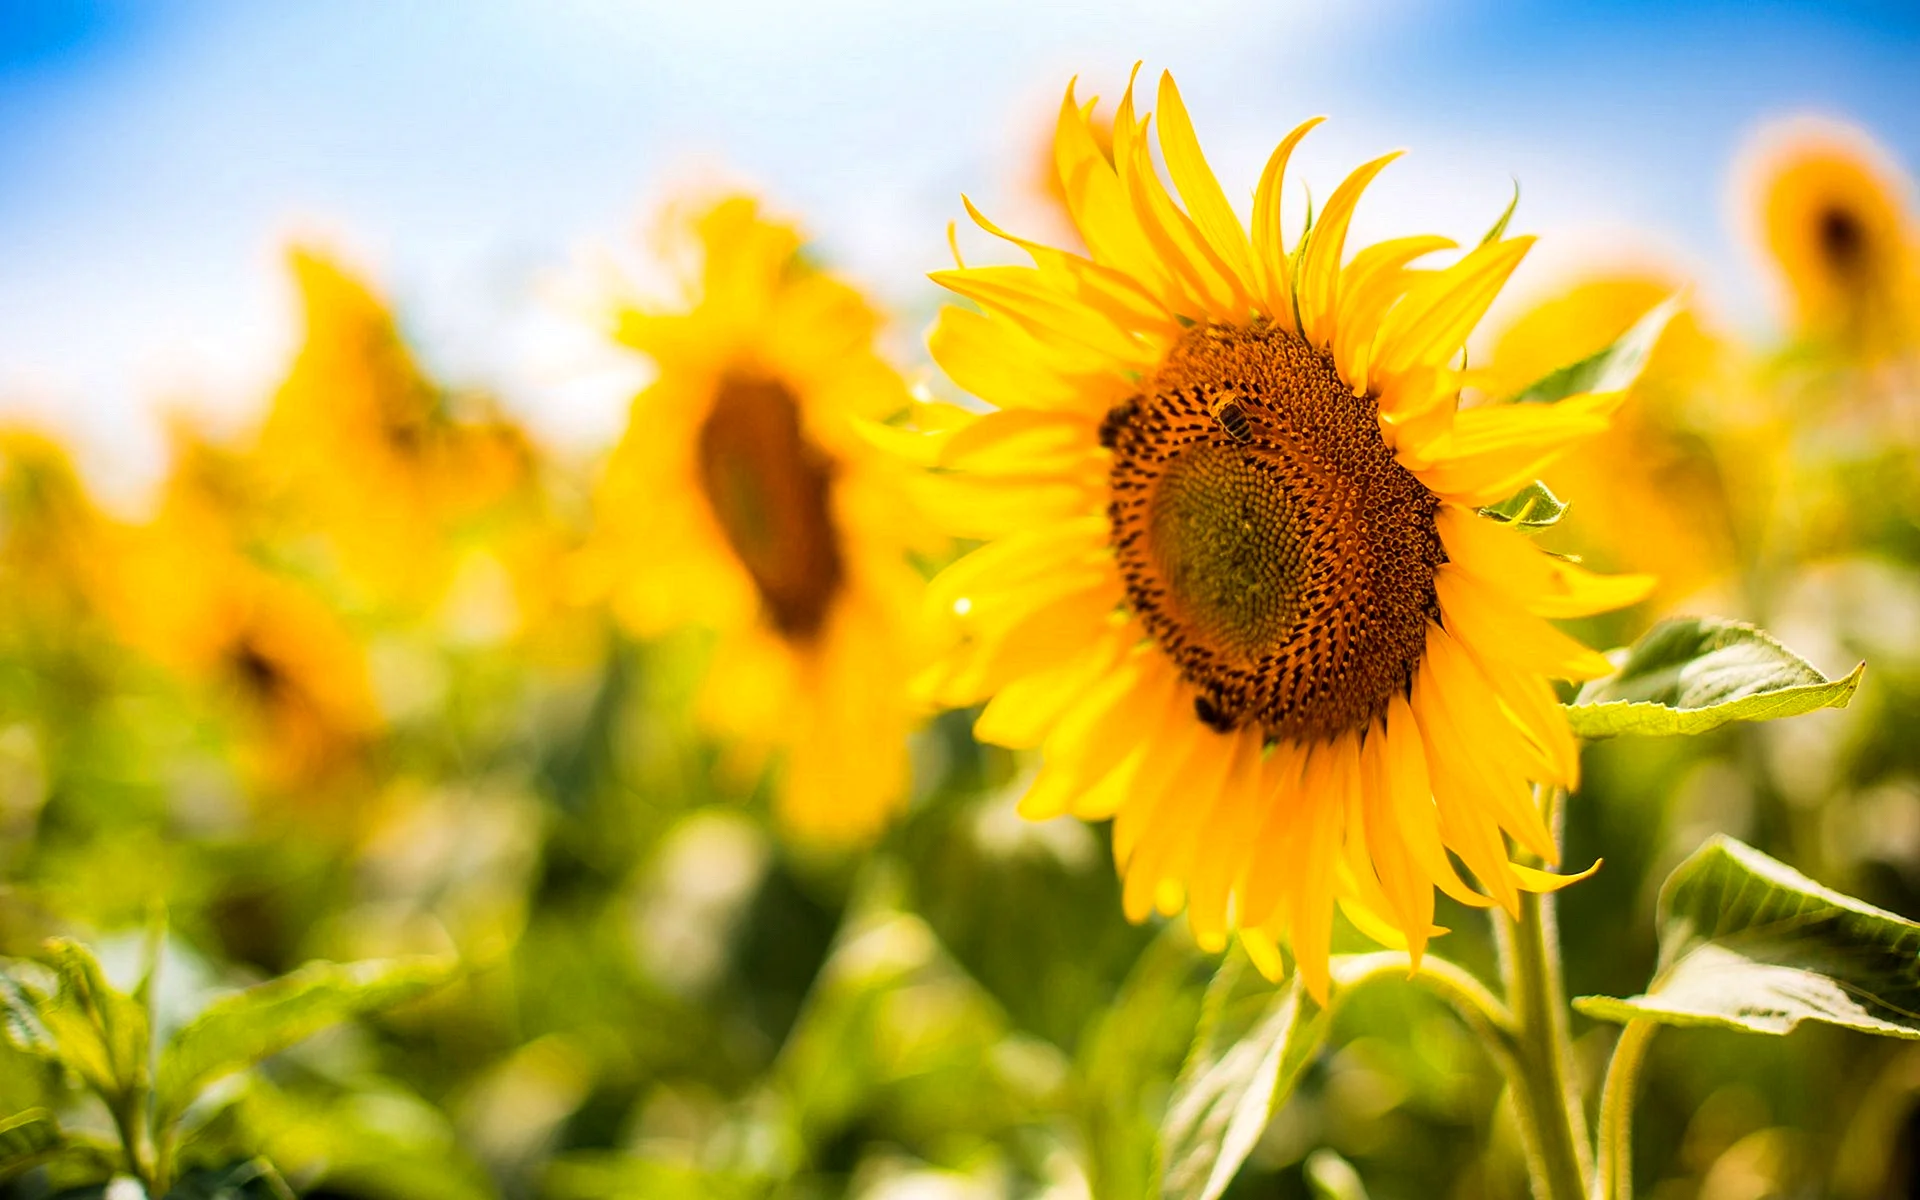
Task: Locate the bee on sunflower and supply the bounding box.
[916,70,1652,1000]
[578,195,927,847]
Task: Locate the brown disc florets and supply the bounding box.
[696,373,845,641]
[1106,320,1444,742]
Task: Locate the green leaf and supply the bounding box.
[154,956,457,1132]
[163,1160,295,1200]
[1565,616,1863,739]
[1576,835,1920,1038]
[38,940,150,1102]
[1077,925,1211,1200]
[0,1108,61,1179]
[1159,954,1329,1200]
[0,969,56,1060]
[1508,295,1681,405]
[1478,480,1568,532]
[1305,1149,1372,1200]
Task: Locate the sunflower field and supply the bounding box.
[4,6,1920,1199]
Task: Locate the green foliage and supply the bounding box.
[1506,295,1680,404]
[163,1160,297,1200]
[1304,1148,1372,1200]
[1566,616,1863,738]
[36,938,153,1105]
[1578,836,1920,1038]
[0,1108,62,1179]
[1479,479,1569,531]
[1159,953,1326,1200]
[1154,951,1506,1200]
[154,955,458,1131]
[0,939,458,1197]
[1074,925,1210,1200]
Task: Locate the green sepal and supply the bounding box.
[1478,479,1568,531]
[1478,179,1521,247]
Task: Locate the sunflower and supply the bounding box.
[917,71,1651,999]
[98,428,380,791]
[1742,119,1920,358]
[579,195,925,846]
[1480,275,1739,611]
[257,249,534,612]
[0,427,111,634]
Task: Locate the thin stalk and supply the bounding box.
[107,1086,156,1193]
[1493,785,1590,1200]
[1499,891,1590,1200]
[1331,950,1518,1053]
[1593,1020,1656,1200]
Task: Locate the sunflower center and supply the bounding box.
[696,373,845,641]
[1817,204,1867,278]
[1106,321,1443,742]
[230,637,286,704]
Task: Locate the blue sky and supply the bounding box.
[2,0,1917,494]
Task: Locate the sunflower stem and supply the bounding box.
[1592,1020,1656,1200]
[1495,787,1591,1200]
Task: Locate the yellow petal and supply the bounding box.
[1512,859,1602,893]
[1434,563,1616,681]
[1371,237,1535,385]
[1333,237,1454,388]
[931,265,1152,369]
[1251,117,1325,323]
[1114,90,1241,319]
[1406,392,1620,506]
[1237,739,1310,929]
[1154,72,1259,307]
[961,194,1171,333]
[1184,731,1270,948]
[1436,502,1655,618]
[929,305,1112,415]
[1297,152,1403,348]
[1380,693,1495,911]
[1019,648,1172,819]
[1054,80,1169,293]
[1123,721,1240,925]
[1416,626,1559,864]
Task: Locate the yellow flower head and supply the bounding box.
[1482,275,1738,608]
[0,427,109,629]
[258,249,534,610]
[1742,118,1919,356]
[919,70,1651,1000]
[583,195,926,847]
[100,428,381,791]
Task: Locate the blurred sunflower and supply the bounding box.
[98,429,380,792]
[0,428,112,632]
[257,249,535,612]
[917,71,1650,998]
[1742,119,1920,359]
[1480,275,1741,611]
[579,196,925,846]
